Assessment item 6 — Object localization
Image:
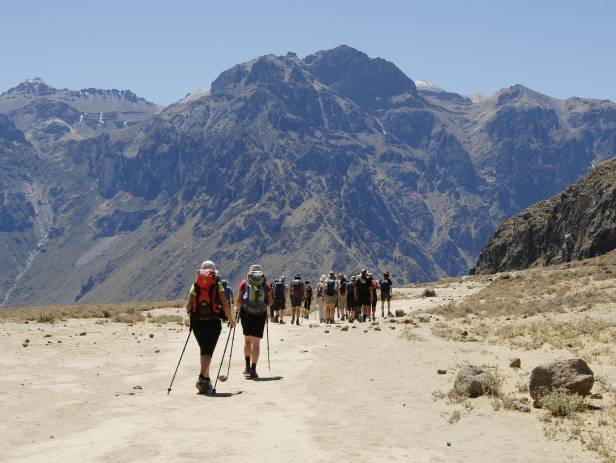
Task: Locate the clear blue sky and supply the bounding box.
[1,0,614,105]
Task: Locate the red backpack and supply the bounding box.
[192,269,225,320]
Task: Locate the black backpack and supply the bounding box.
[356,277,369,297]
[325,278,336,296]
[273,281,285,300]
[304,284,313,298]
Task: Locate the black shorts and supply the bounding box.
[290,296,303,307]
[191,318,222,356]
[304,297,312,309]
[381,292,391,301]
[241,310,266,338]
[272,298,286,311]
[357,294,371,307]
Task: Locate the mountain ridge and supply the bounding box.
[1,45,616,306]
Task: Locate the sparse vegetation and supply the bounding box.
[0,300,184,323]
[539,391,588,417]
[148,315,184,325]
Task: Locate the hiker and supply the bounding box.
[271,276,287,323]
[379,272,393,317]
[368,272,378,321]
[355,269,373,322]
[303,280,312,319]
[323,271,338,324]
[289,275,304,326]
[346,275,357,322]
[316,275,325,323]
[186,260,236,394]
[337,273,347,320]
[237,264,272,380]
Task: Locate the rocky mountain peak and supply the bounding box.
[4,78,57,97]
[303,45,418,109]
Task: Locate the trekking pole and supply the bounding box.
[167,326,192,395]
[219,310,239,382]
[212,320,234,394]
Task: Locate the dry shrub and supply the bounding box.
[540,390,588,417]
[0,299,184,323]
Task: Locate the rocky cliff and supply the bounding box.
[475,158,616,273]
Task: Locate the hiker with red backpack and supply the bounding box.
[186,260,236,394]
[323,271,338,324]
[289,275,304,326]
[237,264,272,380]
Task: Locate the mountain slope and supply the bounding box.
[2,46,616,305]
[475,158,616,273]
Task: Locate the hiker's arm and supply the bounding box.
[186,292,195,313]
[220,290,236,326]
[236,287,244,313]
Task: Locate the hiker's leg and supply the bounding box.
[251,338,260,364]
[200,355,212,377]
[244,336,251,358]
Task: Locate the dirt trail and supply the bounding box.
[0,282,598,462]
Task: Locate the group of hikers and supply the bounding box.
[184,260,393,395]
[268,270,393,325]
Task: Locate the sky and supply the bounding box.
[1,0,614,106]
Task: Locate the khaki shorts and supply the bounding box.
[324,295,337,306]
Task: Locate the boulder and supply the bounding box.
[529,358,594,405]
[453,365,497,398]
[509,358,521,368]
[422,288,437,297]
[395,309,406,317]
[341,326,349,332]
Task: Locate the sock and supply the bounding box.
[245,357,250,369]
[251,363,256,370]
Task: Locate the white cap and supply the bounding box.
[201,260,216,270]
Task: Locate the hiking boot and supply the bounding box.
[296,319,300,326]
[243,367,251,377]
[196,375,213,394]
[249,367,259,380]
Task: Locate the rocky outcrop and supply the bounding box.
[529,358,594,406]
[475,158,616,273]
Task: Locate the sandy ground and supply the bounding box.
[0,281,599,462]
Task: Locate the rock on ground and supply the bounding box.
[529,358,594,405]
[453,365,498,398]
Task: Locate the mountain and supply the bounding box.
[0,78,160,157]
[1,45,616,306]
[474,158,616,274]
